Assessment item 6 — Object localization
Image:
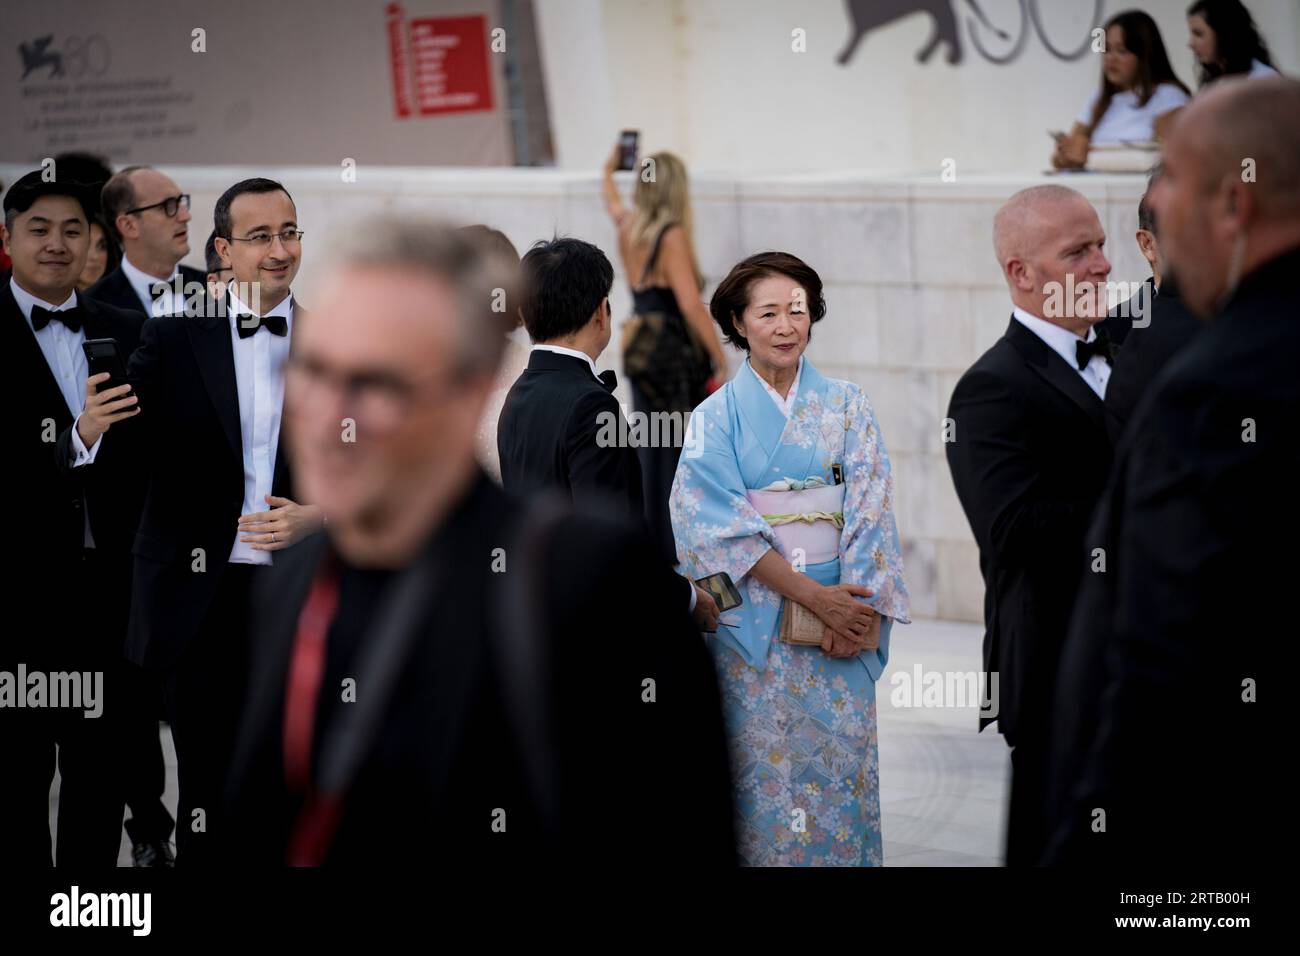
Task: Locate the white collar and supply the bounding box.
[747,355,803,418]
[10,276,76,323]
[1012,306,1096,368]
[532,343,602,383]
[121,253,178,291]
[229,289,294,320]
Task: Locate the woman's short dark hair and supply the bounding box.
[709,251,826,352]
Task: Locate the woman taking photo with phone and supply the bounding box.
[602,140,727,564]
[669,251,910,866]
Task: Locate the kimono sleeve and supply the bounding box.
[668,399,774,585]
[840,385,911,625]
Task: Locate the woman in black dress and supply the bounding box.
[602,143,727,564]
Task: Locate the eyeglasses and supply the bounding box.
[226,228,305,248]
[284,353,466,433]
[125,194,190,218]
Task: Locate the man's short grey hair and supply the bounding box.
[332,215,516,378]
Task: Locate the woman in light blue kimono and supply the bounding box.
[670,252,910,866]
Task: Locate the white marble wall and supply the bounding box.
[0,163,1151,619]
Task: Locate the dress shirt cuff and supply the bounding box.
[687,578,698,612]
[69,415,102,467]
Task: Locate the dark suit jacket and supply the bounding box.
[497,349,643,517]
[944,317,1114,747]
[1042,248,1297,867]
[1102,275,1202,442]
[86,262,207,317]
[223,473,735,867]
[123,299,303,670]
[6,282,143,667]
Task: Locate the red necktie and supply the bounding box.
[283,560,341,865]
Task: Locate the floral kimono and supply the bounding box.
[670,356,910,866]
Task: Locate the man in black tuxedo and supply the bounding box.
[222,218,734,867]
[85,164,208,867]
[1043,76,1300,867]
[498,237,643,513]
[89,166,206,318]
[115,177,322,865]
[498,236,718,631]
[945,185,1116,866]
[1,171,144,866]
[1102,169,1202,443]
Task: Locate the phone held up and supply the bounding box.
[617,129,639,171]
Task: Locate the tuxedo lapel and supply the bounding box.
[186,311,243,462]
[1005,318,1107,433]
[5,283,78,423]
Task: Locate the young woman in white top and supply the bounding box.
[1052,10,1191,170]
[1187,0,1279,88]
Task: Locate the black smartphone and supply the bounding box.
[695,571,743,612]
[82,338,129,393]
[617,129,639,171]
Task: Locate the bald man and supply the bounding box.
[944,184,1117,866]
[1043,76,1300,867]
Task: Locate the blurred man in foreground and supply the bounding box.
[223,217,734,867]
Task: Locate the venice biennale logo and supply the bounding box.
[19,34,111,81]
[837,0,1106,67]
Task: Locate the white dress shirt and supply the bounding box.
[11,277,102,545]
[531,342,603,382]
[1012,307,1110,399]
[120,254,185,317]
[227,291,294,565]
[748,354,803,418]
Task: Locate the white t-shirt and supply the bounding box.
[1077,82,1190,143]
[1248,59,1279,78]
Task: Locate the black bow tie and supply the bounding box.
[31,304,83,333]
[236,313,288,339]
[1075,329,1115,370]
[599,369,618,392]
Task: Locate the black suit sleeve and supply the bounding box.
[52,307,145,479]
[946,369,1092,566]
[1045,387,1267,864]
[564,388,643,516]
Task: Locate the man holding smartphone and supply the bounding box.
[1,169,146,866]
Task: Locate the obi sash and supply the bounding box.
[745,481,845,565]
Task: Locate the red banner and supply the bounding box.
[407,15,494,116]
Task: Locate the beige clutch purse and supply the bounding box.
[779,599,880,650]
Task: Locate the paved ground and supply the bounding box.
[48,617,1004,867]
[879,617,1008,866]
